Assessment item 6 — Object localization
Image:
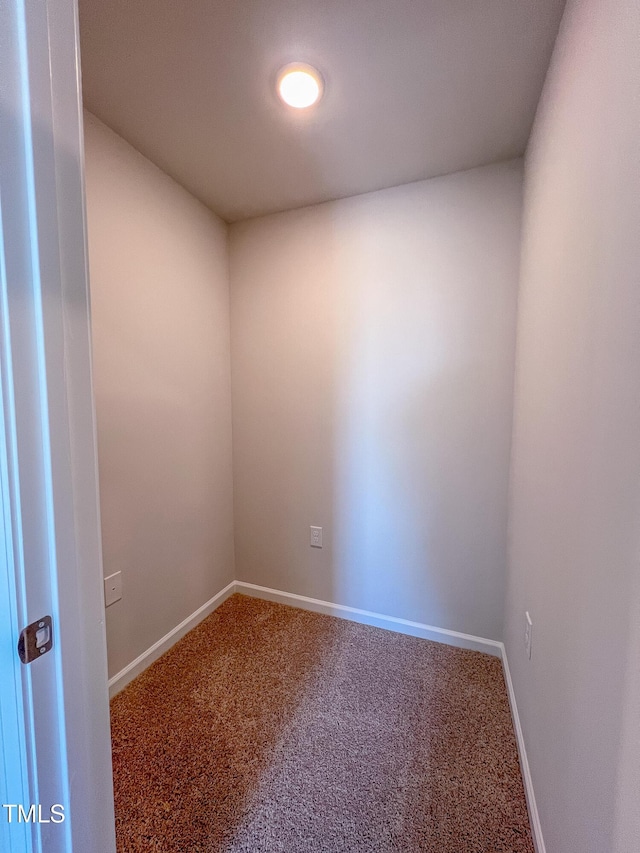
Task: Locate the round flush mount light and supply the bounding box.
[276,63,324,109]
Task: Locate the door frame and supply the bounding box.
[0,0,116,850]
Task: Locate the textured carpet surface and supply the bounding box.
[110,594,533,852]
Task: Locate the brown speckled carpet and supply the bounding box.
[110,594,533,853]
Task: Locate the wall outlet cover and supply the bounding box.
[525,610,533,659]
[310,526,323,548]
[104,571,122,607]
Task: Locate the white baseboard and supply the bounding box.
[234,581,503,657]
[107,580,236,697]
[109,580,502,699]
[500,646,546,853]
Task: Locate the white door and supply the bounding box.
[0,0,116,851]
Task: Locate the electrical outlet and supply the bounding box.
[524,611,533,660]
[104,572,122,607]
[310,526,323,548]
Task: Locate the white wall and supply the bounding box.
[83,112,235,678]
[230,162,523,640]
[504,0,640,850]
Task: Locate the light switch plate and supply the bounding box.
[104,572,122,607]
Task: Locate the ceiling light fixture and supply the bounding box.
[276,63,324,109]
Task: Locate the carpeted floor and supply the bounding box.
[110,594,534,852]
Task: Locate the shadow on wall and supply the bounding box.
[231,162,521,642]
[335,369,500,632]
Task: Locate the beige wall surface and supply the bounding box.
[504,0,640,850]
[229,161,523,640]
[84,112,235,678]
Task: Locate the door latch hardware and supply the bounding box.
[18,615,53,664]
